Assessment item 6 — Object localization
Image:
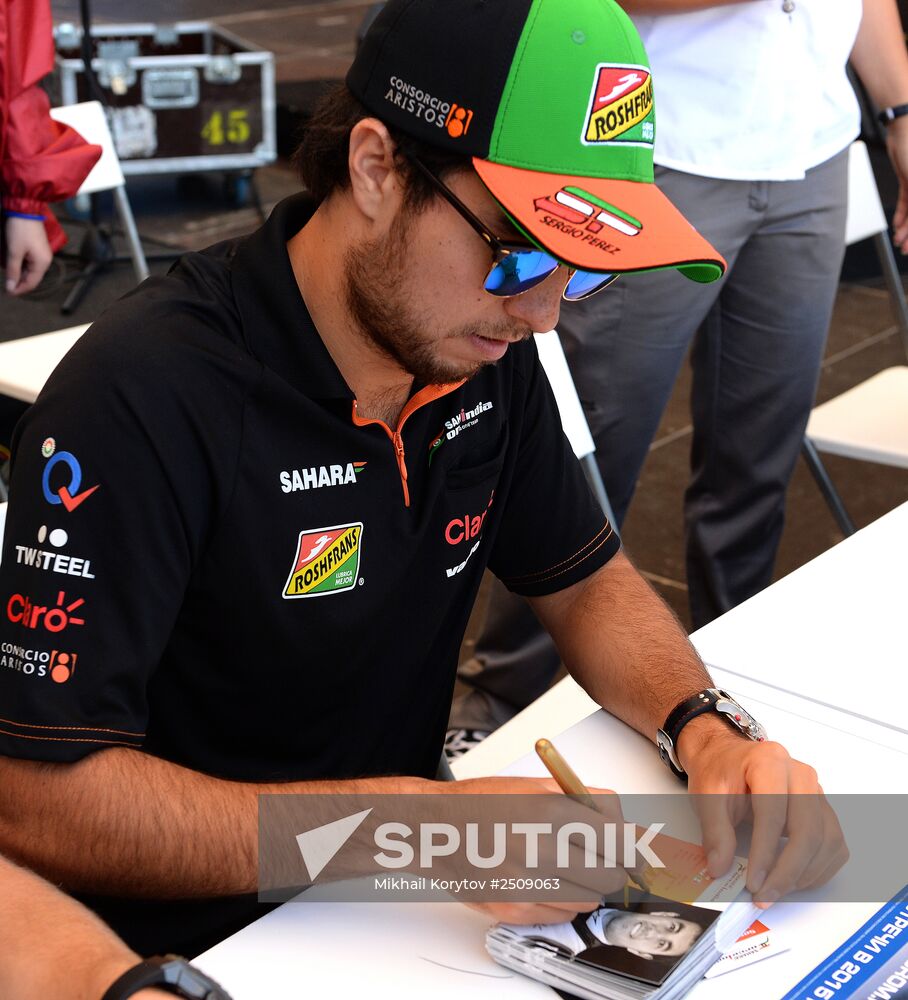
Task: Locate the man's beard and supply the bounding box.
[343,209,531,385]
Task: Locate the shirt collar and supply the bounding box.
[231,193,353,401]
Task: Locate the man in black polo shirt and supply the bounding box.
[0,0,845,962]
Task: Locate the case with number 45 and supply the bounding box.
[54,21,276,179]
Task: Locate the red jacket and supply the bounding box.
[1,0,101,250]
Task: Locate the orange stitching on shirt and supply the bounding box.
[0,727,142,746]
[506,523,613,584]
[520,529,615,586]
[0,715,145,738]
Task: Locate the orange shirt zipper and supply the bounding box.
[351,381,465,507]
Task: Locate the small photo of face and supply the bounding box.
[595,909,703,958]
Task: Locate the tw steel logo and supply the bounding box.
[7,591,86,633]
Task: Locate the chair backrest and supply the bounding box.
[846,140,888,246]
[49,101,125,196]
[533,330,596,460]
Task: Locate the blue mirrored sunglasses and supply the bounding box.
[410,158,619,302]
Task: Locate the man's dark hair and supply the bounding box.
[294,83,471,208]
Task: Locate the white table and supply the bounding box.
[0,325,88,403]
[690,501,908,734]
[193,507,908,998]
[194,684,908,999]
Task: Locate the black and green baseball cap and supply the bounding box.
[347,0,724,283]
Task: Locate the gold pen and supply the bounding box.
[535,737,653,901]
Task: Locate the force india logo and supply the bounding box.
[583,64,654,146]
[282,523,363,599]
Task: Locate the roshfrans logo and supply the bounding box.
[582,64,654,146]
[282,523,363,599]
[280,462,366,494]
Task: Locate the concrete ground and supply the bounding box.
[2,0,906,655]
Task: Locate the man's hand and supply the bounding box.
[678,719,849,909]
[450,775,629,925]
[4,216,53,295]
[887,117,908,253]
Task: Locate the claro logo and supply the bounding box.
[6,591,86,633]
[445,492,494,546]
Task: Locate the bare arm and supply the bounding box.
[0,749,617,925]
[529,551,848,905]
[0,854,167,1000]
[0,750,429,898]
[529,550,711,742]
[850,0,908,250]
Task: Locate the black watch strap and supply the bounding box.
[656,690,721,779]
[656,688,767,781]
[878,103,908,125]
[101,955,232,1000]
[663,689,722,742]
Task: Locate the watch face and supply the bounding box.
[715,696,767,742]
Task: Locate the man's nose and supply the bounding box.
[502,267,569,333]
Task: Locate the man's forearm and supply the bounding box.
[530,551,712,742]
[850,0,908,110]
[0,750,431,898]
[0,854,167,1000]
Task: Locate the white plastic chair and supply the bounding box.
[534,330,617,527]
[802,140,908,534]
[49,100,149,283]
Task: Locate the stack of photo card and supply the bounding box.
[486,893,761,1000]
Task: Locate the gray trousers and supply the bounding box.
[451,151,849,732]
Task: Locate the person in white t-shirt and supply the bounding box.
[448,0,908,746]
[516,906,704,960]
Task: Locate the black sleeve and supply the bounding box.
[0,284,251,762]
[488,342,620,597]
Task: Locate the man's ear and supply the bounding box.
[347,118,404,224]
[627,947,653,961]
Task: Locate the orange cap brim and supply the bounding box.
[473,158,726,283]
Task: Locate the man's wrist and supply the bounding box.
[885,112,908,134]
[675,712,746,774]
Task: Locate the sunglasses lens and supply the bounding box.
[564,270,618,301]
[484,251,560,297]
